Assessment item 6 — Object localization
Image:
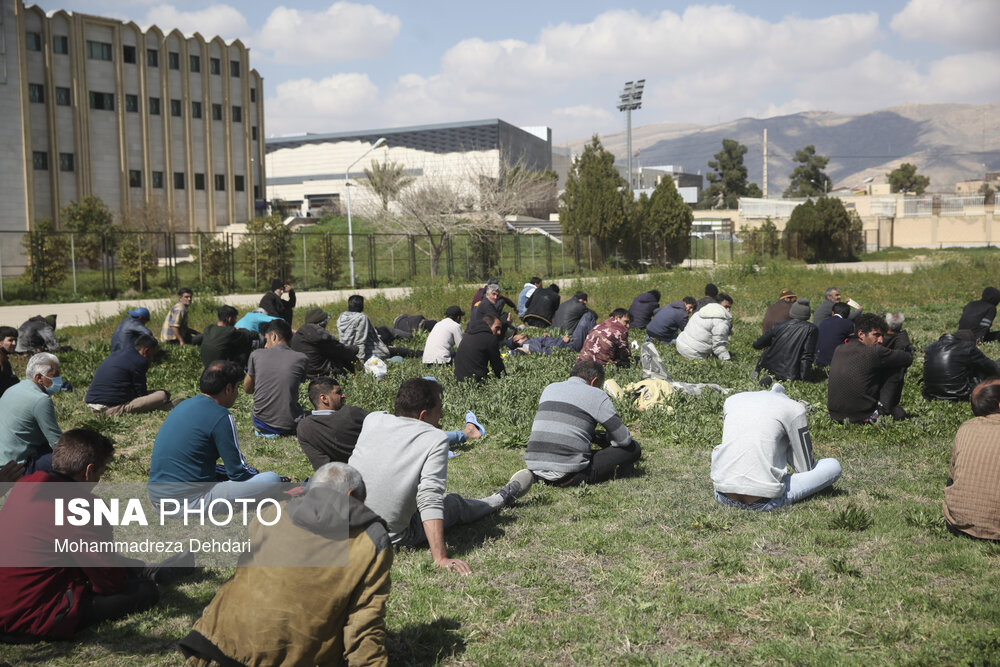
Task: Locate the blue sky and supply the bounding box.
[53,0,1000,141]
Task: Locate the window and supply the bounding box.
[215,174,226,191]
[26,32,42,51]
[210,57,220,75]
[149,97,161,115]
[53,36,68,54]
[250,87,256,103]
[129,170,142,188]
[230,60,240,77]
[231,105,242,123]
[194,173,205,190]
[56,87,71,107]
[254,185,260,199]
[123,45,136,64]
[152,171,164,188]
[251,126,258,141]
[174,172,185,189]
[28,83,44,104]
[170,99,182,117]
[147,48,159,67]
[189,54,200,73]
[211,103,222,121]
[86,40,112,61]
[89,91,114,111]
[168,51,179,70]
[125,94,138,113]
[234,175,245,192]
[191,101,202,119]
[59,153,74,172]
[33,151,48,170]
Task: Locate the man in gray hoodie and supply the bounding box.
[348,378,533,575]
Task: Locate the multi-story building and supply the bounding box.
[0,0,265,265]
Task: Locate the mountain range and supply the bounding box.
[561,102,1000,194]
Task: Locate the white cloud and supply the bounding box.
[142,5,250,41]
[255,3,401,64]
[891,0,1000,51]
[265,73,380,136]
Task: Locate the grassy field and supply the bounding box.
[4,249,1000,665]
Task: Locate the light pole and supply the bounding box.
[617,79,645,191]
[345,137,387,288]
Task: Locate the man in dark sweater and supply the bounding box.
[291,308,358,378]
[628,290,660,329]
[110,308,153,354]
[815,302,855,367]
[762,288,797,333]
[454,315,505,383]
[522,283,561,327]
[647,297,695,344]
[296,378,370,469]
[85,335,173,416]
[468,284,513,337]
[552,291,589,333]
[958,286,1000,342]
[259,279,296,325]
[695,283,719,312]
[524,360,641,486]
[827,313,913,423]
[0,326,18,398]
[200,305,256,369]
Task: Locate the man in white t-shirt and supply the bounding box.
[422,306,465,365]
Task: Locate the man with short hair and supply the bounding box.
[942,378,1000,541]
[179,462,393,666]
[291,308,358,378]
[454,314,505,383]
[753,298,817,381]
[517,277,542,317]
[711,384,842,511]
[577,308,632,367]
[762,288,797,333]
[15,315,59,353]
[423,306,465,365]
[647,297,696,344]
[677,293,734,361]
[259,279,296,325]
[522,283,561,327]
[552,291,590,333]
[958,286,1000,342]
[199,305,256,369]
[110,308,153,354]
[85,335,173,416]
[628,290,661,330]
[469,284,513,337]
[524,360,642,486]
[338,295,391,362]
[0,325,18,397]
[160,288,200,345]
[827,313,914,423]
[149,361,282,504]
[244,320,308,437]
[922,330,1000,401]
[349,378,533,575]
[0,352,63,475]
[813,286,861,325]
[0,429,161,640]
[815,302,855,367]
[695,283,719,311]
[881,311,914,413]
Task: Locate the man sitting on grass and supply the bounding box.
[179,462,393,666]
[110,308,153,354]
[244,320,308,437]
[199,305,255,369]
[348,378,532,575]
[0,352,64,476]
[291,308,358,379]
[711,384,842,511]
[524,360,642,486]
[577,309,632,368]
[942,378,1000,542]
[85,335,174,416]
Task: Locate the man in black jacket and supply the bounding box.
[827,314,913,423]
[0,326,19,398]
[259,279,296,325]
[628,290,660,329]
[85,335,172,416]
[522,284,561,327]
[455,315,504,383]
[753,298,817,381]
[923,330,1000,401]
[468,284,513,337]
[552,291,589,333]
[959,286,1000,342]
[291,308,358,378]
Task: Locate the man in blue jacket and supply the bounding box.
[647,297,696,343]
[85,335,173,416]
[110,307,153,353]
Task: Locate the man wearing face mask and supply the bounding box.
[0,352,64,476]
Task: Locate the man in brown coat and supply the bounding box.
[762,288,797,333]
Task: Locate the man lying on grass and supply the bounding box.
[712,383,842,511]
[348,378,533,576]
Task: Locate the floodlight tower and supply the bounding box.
[617,79,645,191]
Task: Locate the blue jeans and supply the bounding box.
[714,458,842,511]
[200,472,284,504]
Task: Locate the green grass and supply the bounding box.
[5,251,1000,664]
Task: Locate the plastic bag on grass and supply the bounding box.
[364,355,388,381]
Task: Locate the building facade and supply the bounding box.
[0,0,265,255]
[265,119,552,216]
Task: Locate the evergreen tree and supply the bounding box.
[887,163,930,195]
[644,176,693,264]
[61,196,115,269]
[559,135,630,257]
[697,139,762,209]
[785,197,863,263]
[784,145,831,198]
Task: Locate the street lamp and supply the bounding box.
[617,79,645,191]
[345,137,387,288]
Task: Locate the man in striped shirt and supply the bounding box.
[524,360,641,486]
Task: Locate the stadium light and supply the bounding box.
[617,79,645,191]
[345,137,387,288]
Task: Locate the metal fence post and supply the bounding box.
[546,235,553,275]
[253,234,258,291]
[408,235,416,279]
[369,235,376,287]
[198,232,203,283]
[70,233,77,294]
[588,236,593,271]
[301,233,308,290]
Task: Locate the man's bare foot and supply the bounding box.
[463,423,482,440]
